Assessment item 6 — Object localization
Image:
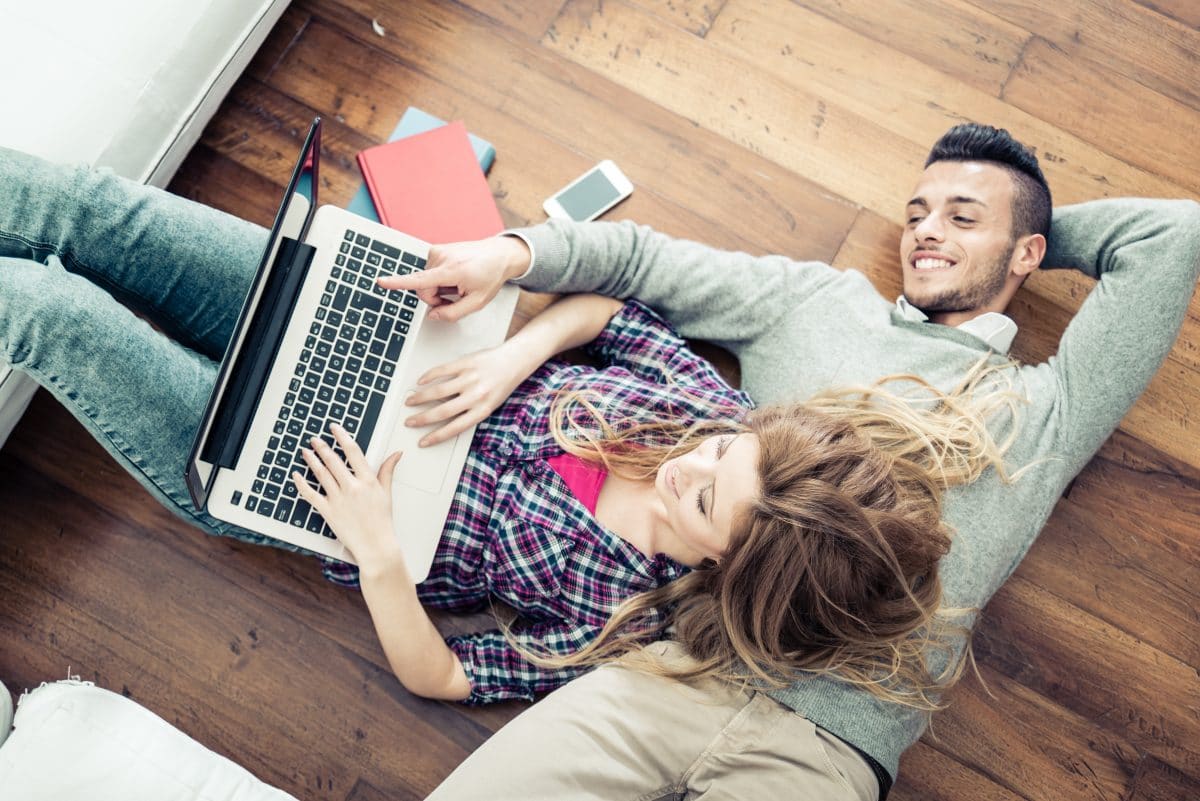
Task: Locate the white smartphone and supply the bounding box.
[543,160,633,222]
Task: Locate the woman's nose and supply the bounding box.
[678,449,710,483]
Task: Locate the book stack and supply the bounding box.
[350,108,500,243]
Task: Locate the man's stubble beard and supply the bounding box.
[908,239,1016,316]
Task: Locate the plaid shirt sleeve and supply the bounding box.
[446,621,602,704]
[585,300,745,398]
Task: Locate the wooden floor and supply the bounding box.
[2,1,1198,798]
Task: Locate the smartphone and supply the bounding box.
[543,160,633,222]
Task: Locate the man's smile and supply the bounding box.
[910,251,957,271]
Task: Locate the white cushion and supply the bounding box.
[0,0,287,184]
[0,681,298,801]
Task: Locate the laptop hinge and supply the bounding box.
[201,237,317,470]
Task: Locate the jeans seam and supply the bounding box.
[5,352,313,560]
[5,353,224,537]
[54,373,187,507]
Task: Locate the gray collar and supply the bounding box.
[895,296,1017,355]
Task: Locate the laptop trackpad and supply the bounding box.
[384,293,516,496]
[391,433,456,494]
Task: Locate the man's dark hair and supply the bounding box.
[925,123,1052,240]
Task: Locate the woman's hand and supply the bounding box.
[402,293,623,447]
[292,423,404,566]
[295,427,470,700]
[403,339,534,447]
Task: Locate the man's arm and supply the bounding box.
[380,220,841,355]
[1031,198,1200,476]
[508,219,836,350]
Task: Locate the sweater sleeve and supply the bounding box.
[1032,198,1200,477]
[508,219,840,356]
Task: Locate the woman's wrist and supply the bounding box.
[354,538,412,584]
[500,328,554,378]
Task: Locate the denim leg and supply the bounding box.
[0,255,292,552]
[0,146,267,360]
[0,147,308,553]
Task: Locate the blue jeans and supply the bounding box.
[0,145,290,550]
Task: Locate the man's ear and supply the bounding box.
[1011,233,1046,277]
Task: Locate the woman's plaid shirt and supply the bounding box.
[327,301,752,703]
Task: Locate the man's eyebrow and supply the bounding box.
[906,196,987,208]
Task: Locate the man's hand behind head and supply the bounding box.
[376,235,531,322]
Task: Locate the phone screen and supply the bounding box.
[556,169,622,221]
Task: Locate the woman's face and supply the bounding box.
[655,433,762,565]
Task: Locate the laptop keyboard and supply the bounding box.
[231,227,425,539]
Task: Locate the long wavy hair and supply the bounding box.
[520,360,1022,710]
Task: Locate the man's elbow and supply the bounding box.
[1163,198,1200,234]
[1175,200,1200,270]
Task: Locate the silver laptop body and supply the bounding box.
[187,118,516,581]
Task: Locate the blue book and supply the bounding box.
[346,107,496,222]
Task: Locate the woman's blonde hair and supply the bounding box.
[524,360,1022,710]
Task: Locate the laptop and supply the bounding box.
[186,117,518,581]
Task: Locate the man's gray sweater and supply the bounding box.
[511,197,1200,780]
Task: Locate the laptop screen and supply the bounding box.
[184,117,322,511]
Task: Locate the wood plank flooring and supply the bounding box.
[2,1,1197,798]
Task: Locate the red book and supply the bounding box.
[356,121,503,243]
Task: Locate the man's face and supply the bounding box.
[900,161,1021,317]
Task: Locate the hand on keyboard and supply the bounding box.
[377,236,530,323]
[292,423,404,566]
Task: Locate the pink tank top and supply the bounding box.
[546,452,608,515]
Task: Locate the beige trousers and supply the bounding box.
[427,643,878,801]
